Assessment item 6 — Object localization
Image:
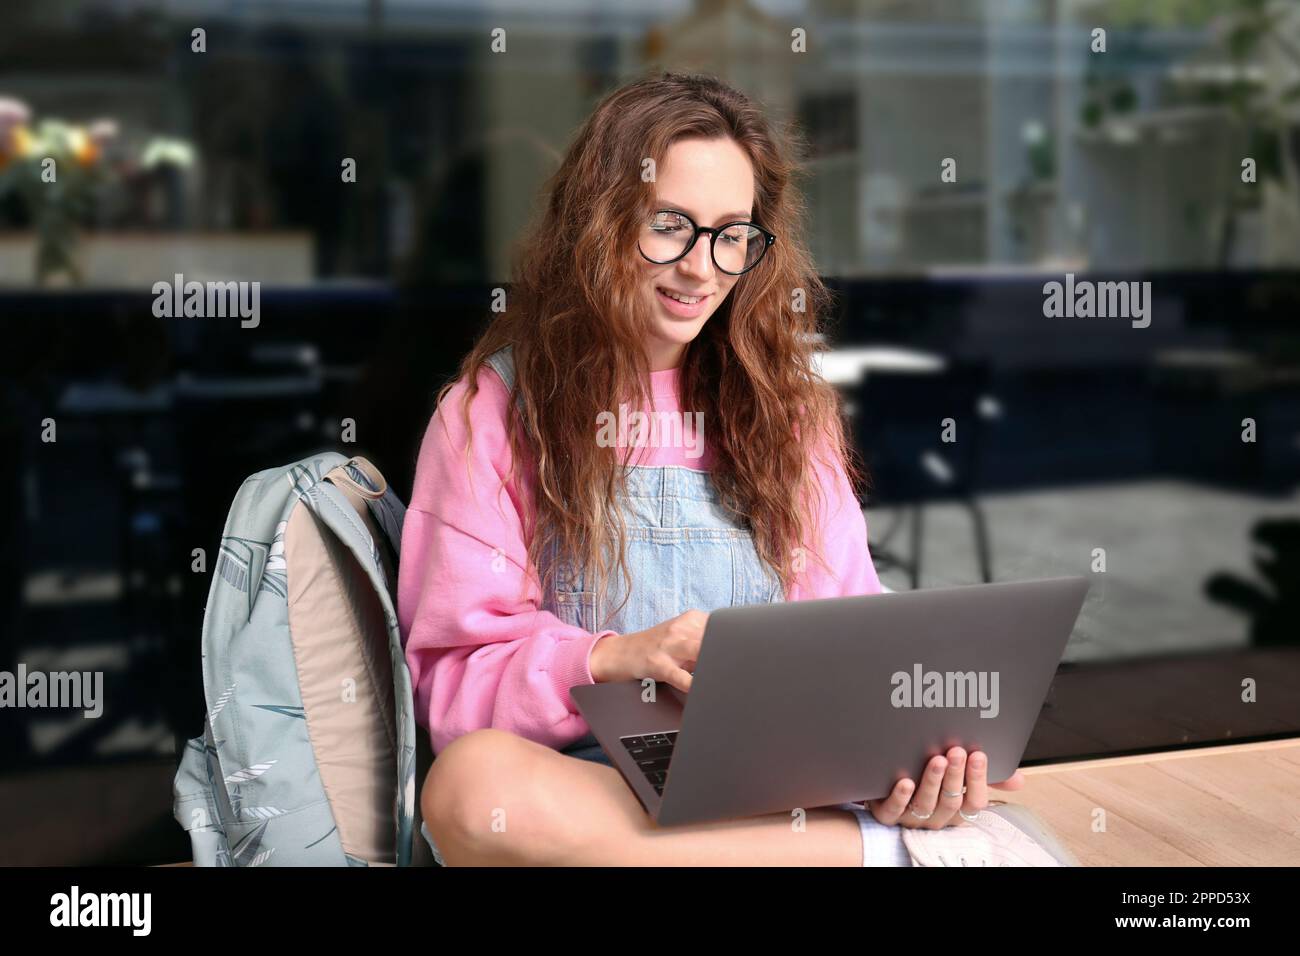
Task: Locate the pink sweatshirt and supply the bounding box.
[397,361,883,754]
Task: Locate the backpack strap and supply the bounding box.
[301,466,417,867]
[329,455,407,560]
[484,345,527,419]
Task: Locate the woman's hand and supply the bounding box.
[865,747,1025,829]
[588,610,708,693]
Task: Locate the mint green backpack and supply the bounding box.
[172,453,428,866]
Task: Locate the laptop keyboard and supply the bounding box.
[619,731,679,795]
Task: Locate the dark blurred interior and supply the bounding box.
[1,0,1298,864]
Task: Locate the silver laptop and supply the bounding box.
[570,576,1088,827]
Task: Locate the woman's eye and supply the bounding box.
[651,213,689,229]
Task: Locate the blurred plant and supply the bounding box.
[1022,120,1055,182]
[1095,0,1225,29]
[1090,0,1300,263]
[1192,0,1300,263]
[0,97,119,284]
[1206,518,1300,648]
[141,138,195,170]
[0,97,33,170]
[1079,45,1140,132]
[0,99,197,284]
[1006,120,1057,260]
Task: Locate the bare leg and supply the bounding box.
[423,729,864,866]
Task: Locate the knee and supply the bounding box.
[420,729,558,864]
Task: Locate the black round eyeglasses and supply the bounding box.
[637,209,776,276]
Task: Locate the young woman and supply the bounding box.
[397,72,1026,866]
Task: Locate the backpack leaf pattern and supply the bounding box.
[208,682,237,721]
[224,760,276,785]
[251,704,306,720]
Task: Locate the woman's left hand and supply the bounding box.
[865,747,1024,829]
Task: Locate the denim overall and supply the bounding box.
[418,347,786,861]
[484,346,786,757]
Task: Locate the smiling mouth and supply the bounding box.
[656,287,711,304]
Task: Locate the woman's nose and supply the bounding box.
[679,235,716,278]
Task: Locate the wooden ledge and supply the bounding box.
[1005,737,1300,866]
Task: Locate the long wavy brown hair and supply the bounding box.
[436,70,864,627]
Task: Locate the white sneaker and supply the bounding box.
[899,803,1078,867]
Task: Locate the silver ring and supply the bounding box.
[942,787,967,798]
[958,809,980,822]
[908,805,934,821]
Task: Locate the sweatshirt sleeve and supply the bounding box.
[789,433,884,601]
[396,365,616,753]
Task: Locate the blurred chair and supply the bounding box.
[850,357,997,589]
[47,382,182,762]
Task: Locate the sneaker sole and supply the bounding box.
[985,802,1081,867]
